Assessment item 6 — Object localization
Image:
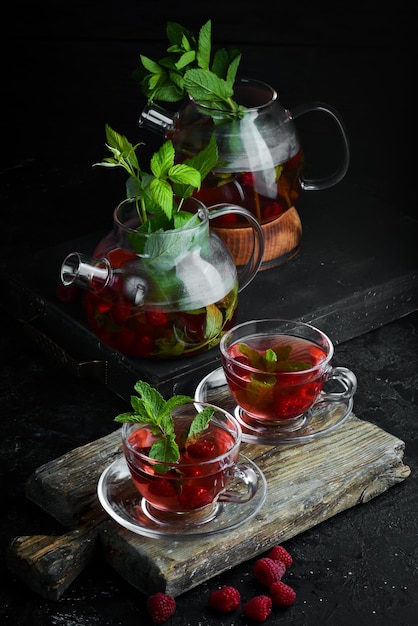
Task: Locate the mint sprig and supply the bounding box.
[93,125,218,233]
[136,19,244,113]
[114,380,214,469]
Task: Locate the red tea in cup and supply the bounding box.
[222,334,328,421]
[122,402,259,519]
[220,319,357,428]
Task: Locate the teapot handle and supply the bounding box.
[290,101,350,191]
[208,204,264,292]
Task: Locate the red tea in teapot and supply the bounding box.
[190,150,305,228]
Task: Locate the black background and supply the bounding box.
[2,3,417,625]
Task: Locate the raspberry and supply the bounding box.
[178,484,212,509]
[148,478,177,497]
[146,309,168,326]
[146,592,176,624]
[263,202,285,220]
[208,585,241,613]
[253,557,286,587]
[267,545,293,568]
[270,580,296,607]
[241,171,255,187]
[187,440,216,459]
[242,595,272,622]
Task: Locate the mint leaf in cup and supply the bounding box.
[238,342,311,372]
[114,380,213,464]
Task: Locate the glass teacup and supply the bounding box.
[219,319,357,434]
[121,401,261,526]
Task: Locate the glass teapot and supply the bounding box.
[60,197,264,359]
[139,78,350,270]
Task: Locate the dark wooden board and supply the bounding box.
[1,181,417,402]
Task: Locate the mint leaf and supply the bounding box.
[226,51,242,86]
[149,178,173,218]
[163,393,195,415]
[150,140,175,178]
[211,46,241,81]
[114,380,216,469]
[204,304,224,339]
[172,132,218,199]
[137,19,242,111]
[265,348,278,363]
[166,21,195,48]
[175,50,196,69]
[186,405,214,444]
[135,380,165,415]
[143,230,192,271]
[149,434,178,461]
[114,411,150,425]
[173,210,198,229]
[94,128,214,229]
[168,163,201,188]
[149,434,180,474]
[196,19,211,69]
[140,55,164,74]
[183,69,233,104]
[238,342,265,369]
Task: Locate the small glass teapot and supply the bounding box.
[139,78,350,270]
[60,197,264,359]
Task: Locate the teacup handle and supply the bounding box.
[320,366,358,403]
[208,204,265,292]
[218,461,260,504]
[290,101,350,191]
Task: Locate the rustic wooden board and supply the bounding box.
[7,414,410,600]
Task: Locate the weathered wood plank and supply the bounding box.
[24,429,122,528]
[8,414,410,599]
[6,525,99,601]
[98,415,410,596]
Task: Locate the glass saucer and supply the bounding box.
[195,367,354,445]
[97,454,267,540]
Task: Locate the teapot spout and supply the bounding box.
[61,252,111,292]
[61,251,148,306]
[138,103,178,135]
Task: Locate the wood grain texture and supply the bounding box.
[7,413,410,599]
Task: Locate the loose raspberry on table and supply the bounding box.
[242,595,272,622]
[146,592,176,624]
[270,580,297,607]
[253,557,286,587]
[208,585,241,613]
[267,544,293,568]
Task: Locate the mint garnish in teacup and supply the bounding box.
[114,380,214,465]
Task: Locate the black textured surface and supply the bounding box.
[1,309,417,625]
[2,3,417,625]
